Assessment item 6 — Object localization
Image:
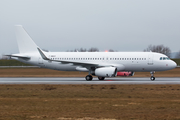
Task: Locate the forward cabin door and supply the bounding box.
[148,54,153,65]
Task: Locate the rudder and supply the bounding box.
[15,25,38,53]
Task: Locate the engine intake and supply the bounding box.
[94,67,117,77]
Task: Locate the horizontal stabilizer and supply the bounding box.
[5,54,30,59]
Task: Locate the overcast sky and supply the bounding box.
[0,0,180,55]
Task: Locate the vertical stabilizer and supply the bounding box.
[15,25,38,53]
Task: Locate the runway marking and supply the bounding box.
[0,77,180,84]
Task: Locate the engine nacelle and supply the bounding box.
[117,71,134,77]
[94,67,117,77]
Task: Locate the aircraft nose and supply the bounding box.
[170,60,177,69]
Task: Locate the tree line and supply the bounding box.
[144,45,180,58]
[67,45,180,58]
[66,47,118,52]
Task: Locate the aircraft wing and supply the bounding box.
[37,48,114,69]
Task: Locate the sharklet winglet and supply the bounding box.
[37,48,49,60]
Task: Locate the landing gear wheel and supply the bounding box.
[150,71,155,81]
[85,75,93,81]
[150,76,155,81]
[98,77,105,80]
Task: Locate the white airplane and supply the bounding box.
[7,25,177,81]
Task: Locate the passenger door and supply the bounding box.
[148,54,153,65]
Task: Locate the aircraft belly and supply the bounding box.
[124,63,158,72]
[124,64,142,71]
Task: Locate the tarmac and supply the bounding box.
[0,77,180,84]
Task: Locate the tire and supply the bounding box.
[85,75,93,81]
[150,76,155,81]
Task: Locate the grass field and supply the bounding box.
[0,68,180,120]
[0,60,31,66]
[1,84,180,120]
[0,67,180,77]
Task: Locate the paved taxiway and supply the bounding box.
[0,77,180,84]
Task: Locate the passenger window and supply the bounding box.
[160,57,162,60]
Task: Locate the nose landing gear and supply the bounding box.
[150,71,155,81]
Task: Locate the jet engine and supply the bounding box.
[117,71,134,77]
[94,67,117,77]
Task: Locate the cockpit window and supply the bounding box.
[160,57,170,60]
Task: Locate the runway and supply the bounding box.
[0,77,180,84]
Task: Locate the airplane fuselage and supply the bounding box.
[14,51,176,72]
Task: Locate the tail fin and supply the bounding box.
[15,25,38,53]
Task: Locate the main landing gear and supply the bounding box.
[85,75,93,81]
[150,71,155,81]
[98,77,105,80]
[85,75,105,81]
